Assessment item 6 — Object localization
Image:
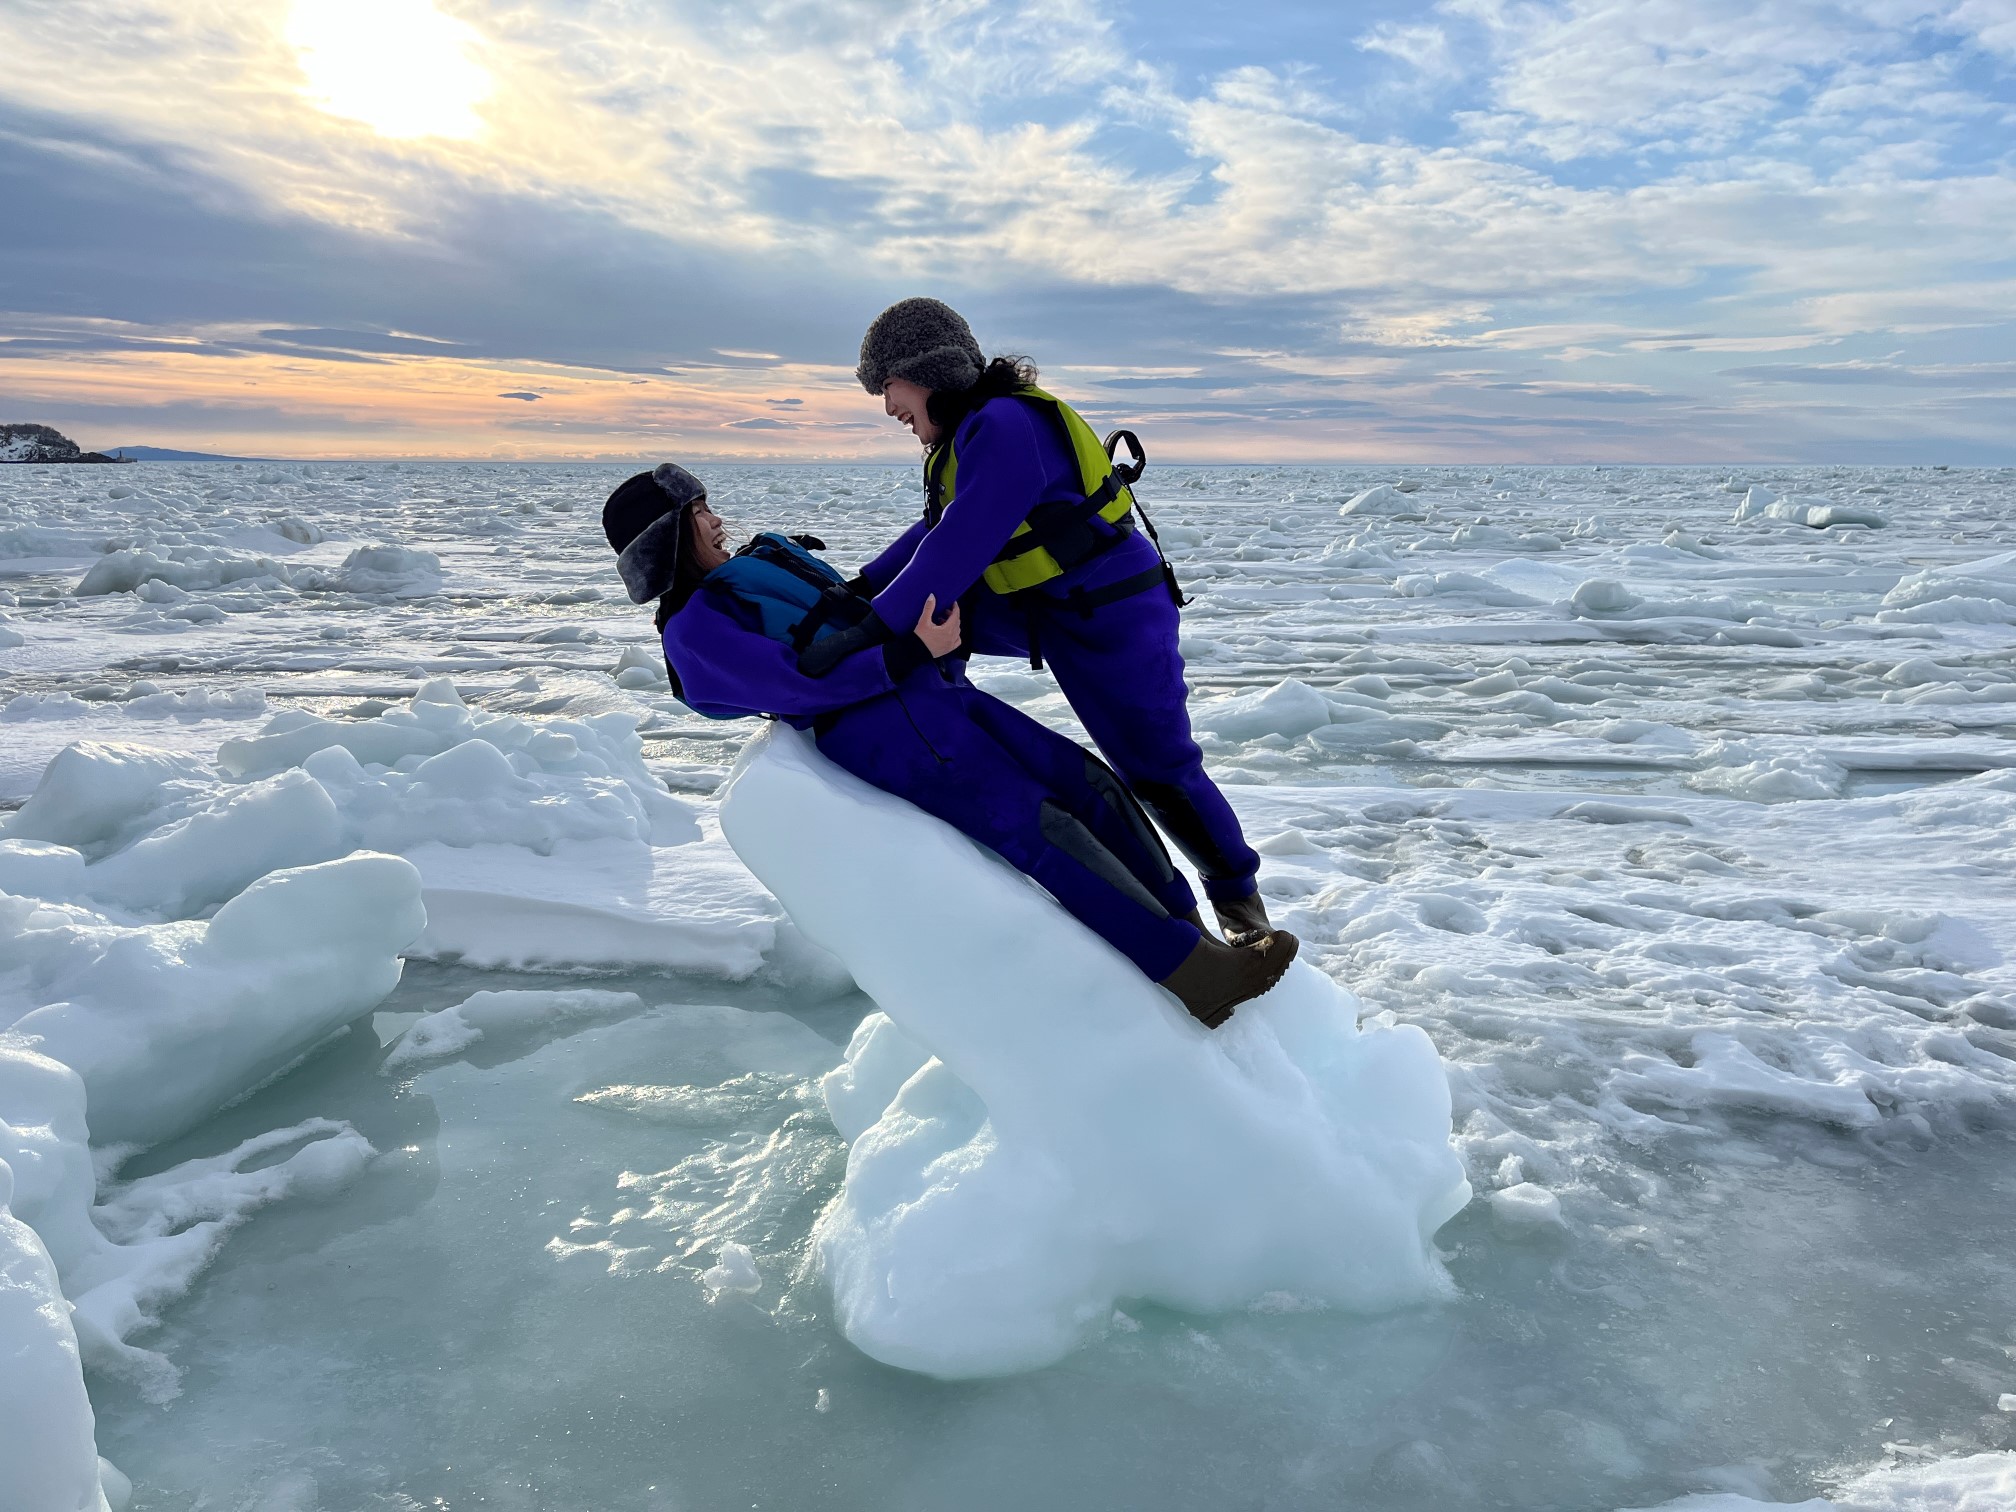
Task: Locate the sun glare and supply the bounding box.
[289,0,492,141]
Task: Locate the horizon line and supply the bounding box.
[36,455,1995,470]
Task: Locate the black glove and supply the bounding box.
[789,533,828,552]
[881,634,933,681]
[795,613,893,677]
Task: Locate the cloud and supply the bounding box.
[1798,282,2016,335]
[1447,0,2004,161]
[1357,22,1456,77]
[1091,374,1253,389]
[0,0,2010,460]
[1721,359,2016,387]
[498,390,540,400]
[268,328,473,357]
[1484,380,1671,403]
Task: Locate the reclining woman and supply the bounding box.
[840,298,1277,949]
[602,463,1297,1028]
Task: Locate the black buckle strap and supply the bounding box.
[992,474,1126,566]
[795,612,893,677]
[1060,565,1169,618]
[750,539,846,595]
[787,583,863,652]
[1019,564,1172,671]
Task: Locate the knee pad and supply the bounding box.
[1081,758,1178,885]
[1129,776,1243,881]
[1039,800,1170,918]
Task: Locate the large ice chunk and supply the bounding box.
[1879,549,2016,626]
[4,742,210,853]
[1190,678,1336,741]
[5,854,424,1147]
[720,725,1470,1378]
[0,1156,114,1512]
[1340,483,1423,517]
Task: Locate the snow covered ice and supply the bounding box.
[3,458,2015,1509]
[723,724,1468,1377]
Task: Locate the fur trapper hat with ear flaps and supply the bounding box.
[602,462,706,604]
[856,297,985,396]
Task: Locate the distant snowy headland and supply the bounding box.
[0,423,129,464]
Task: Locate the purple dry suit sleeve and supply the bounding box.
[858,517,930,592]
[662,592,899,724]
[869,397,1078,634]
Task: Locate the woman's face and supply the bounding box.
[687,499,731,572]
[882,377,939,445]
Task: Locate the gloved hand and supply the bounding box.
[795,612,893,677]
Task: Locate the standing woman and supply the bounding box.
[847,297,1275,947]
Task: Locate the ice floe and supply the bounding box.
[722,725,1469,1376]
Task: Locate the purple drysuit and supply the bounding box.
[662,585,1201,981]
[862,395,1262,906]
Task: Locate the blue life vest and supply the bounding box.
[701,532,871,652]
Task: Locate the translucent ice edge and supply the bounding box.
[719,723,1472,1378]
[1618,1449,2016,1511]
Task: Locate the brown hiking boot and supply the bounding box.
[1213,892,1274,949]
[1159,930,1300,1029]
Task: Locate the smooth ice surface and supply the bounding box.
[381,987,643,1069]
[4,459,2015,1508]
[721,725,1468,1376]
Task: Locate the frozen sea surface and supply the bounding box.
[4,459,2015,1510]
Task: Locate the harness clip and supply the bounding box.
[1102,429,1146,486]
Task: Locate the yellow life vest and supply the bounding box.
[923,386,1137,595]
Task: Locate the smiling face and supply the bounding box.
[687,499,730,572]
[881,377,940,445]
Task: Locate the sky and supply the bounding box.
[1,0,2012,463]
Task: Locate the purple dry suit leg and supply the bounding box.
[972,584,1263,906]
[951,680,1198,922]
[812,684,1199,981]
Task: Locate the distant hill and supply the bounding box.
[1,423,127,464]
[105,445,269,462]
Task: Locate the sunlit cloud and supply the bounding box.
[0,0,2010,459]
[289,0,492,140]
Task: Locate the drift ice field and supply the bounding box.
[2,461,2013,1512]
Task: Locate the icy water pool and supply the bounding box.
[86,971,2016,1512]
[91,967,2016,1512]
[4,460,2015,1509]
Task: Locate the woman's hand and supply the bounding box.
[914,594,962,658]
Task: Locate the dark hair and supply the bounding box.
[651,502,713,642]
[924,354,1037,437]
[650,508,715,703]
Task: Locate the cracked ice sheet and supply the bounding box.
[4,459,2015,1508]
[1206,776,2016,1200]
